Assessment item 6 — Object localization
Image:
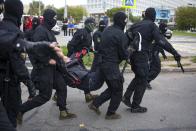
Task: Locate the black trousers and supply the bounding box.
[63,29,67,36]
[148,52,161,83]
[124,52,149,108]
[20,66,67,114]
[77,68,104,93]
[0,102,16,131]
[92,64,123,115]
[0,72,21,128]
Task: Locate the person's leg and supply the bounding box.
[0,102,16,131]
[106,79,123,119]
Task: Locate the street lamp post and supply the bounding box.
[64,0,67,19]
[38,0,41,16]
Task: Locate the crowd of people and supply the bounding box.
[0,0,182,130]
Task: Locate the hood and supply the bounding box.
[43,9,57,30]
[144,8,156,22]
[113,11,127,30]
[4,0,23,27]
[32,17,40,30]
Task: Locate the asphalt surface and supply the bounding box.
[17,72,196,131]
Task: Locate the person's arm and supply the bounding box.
[117,33,129,61]
[152,24,181,61]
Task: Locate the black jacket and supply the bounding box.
[93,30,102,51]
[99,25,128,64]
[67,28,92,56]
[129,19,177,55]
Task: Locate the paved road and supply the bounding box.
[56,32,196,56]
[17,72,196,131]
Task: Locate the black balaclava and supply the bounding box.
[43,9,57,30]
[85,17,96,33]
[98,20,106,32]
[144,7,156,22]
[32,17,40,30]
[4,0,23,27]
[113,11,127,30]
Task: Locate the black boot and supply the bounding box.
[131,106,147,113]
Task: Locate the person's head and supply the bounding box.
[32,17,40,30]
[4,0,23,27]
[84,17,96,32]
[98,20,106,32]
[113,11,127,30]
[43,9,57,30]
[144,7,156,22]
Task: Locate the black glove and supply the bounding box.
[173,51,181,62]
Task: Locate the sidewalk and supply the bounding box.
[122,57,196,73]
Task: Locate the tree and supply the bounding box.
[106,7,125,20]
[56,7,64,20]
[106,7,141,23]
[175,7,196,30]
[67,6,87,23]
[28,1,45,16]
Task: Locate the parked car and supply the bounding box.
[75,21,84,29]
[164,29,173,39]
[52,24,61,35]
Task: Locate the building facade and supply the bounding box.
[86,0,196,16]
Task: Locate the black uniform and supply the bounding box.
[92,12,128,116]
[123,8,181,111]
[147,44,166,83]
[91,20,106,72]
[67,28,92,57]
[0,0,36,127]
[20,9,67,114]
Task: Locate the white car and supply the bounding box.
[52,24,61,35]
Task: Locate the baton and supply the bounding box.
[177,60,185,73]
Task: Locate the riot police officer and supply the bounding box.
[88,12,128,120]
[91,20,107,72]
[19,9,76,122]
[147,22,168,90]
[122,8,181,113]
[67,17,98,103]
[0,0,36,127]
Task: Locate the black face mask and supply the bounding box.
[43,9,57,30]
[98,20,106,32]
[113,11,127,30]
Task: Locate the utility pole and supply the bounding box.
[64,0,67,19]
[38,0,41,16]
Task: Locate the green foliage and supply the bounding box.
[61,46,68,56]
[56,7,64,20]
[173,30,196,37]
[28,1,45,16]
[56,6,87,22]
[106,7,141,23]
[191,56,196,63]
[67,6,87,23]
[106,7,125,20]
[175,7,196,30]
